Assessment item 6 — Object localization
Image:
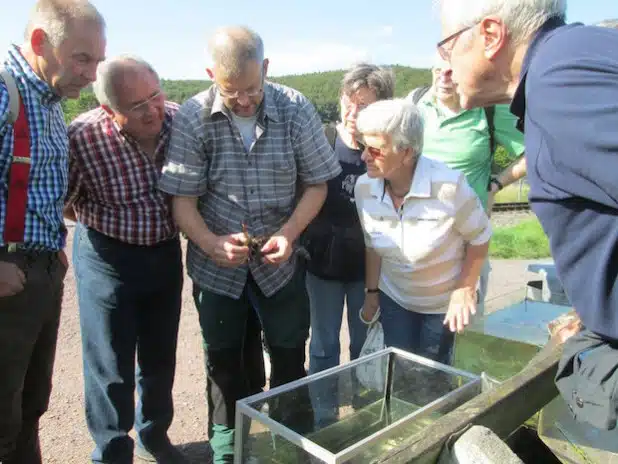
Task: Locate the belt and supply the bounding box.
[0,244,56,256]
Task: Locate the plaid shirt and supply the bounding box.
[66,102,179,245]
[0,45,68,251]
[159,82,341,298]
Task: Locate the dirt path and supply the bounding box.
[39,226,551,463]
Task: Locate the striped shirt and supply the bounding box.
[354,156,491,313]
[66,103,179,245]
[0,45,68,251]
[159,82,341,298]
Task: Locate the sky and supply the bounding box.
[0,0,615,80]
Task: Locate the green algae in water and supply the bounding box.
[245,398,441,463]
[453,331,540,381]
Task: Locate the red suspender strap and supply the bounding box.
[3,98,31,246]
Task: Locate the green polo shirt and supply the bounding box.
[415,92,525,209]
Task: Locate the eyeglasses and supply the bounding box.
[126,91,163,115]
[218,76,264,100]
[437,24,474,60]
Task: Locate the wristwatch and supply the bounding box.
[488,177,503,192]
[365,288,379,294]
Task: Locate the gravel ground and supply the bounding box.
[491,210,536,229]
[39,214,546,463]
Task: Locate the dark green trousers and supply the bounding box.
[193,264,314,463]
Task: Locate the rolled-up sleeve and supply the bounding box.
[291,99,341,184]
[453,173,492,245]
[159,98,209,197]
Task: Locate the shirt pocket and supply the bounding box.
[402,209,452,261]
[260,142,297,212]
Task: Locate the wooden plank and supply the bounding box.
[374,341,563,464]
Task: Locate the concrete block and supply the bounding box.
[438,425,524,464]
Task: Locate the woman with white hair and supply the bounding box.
[354,98,491,364]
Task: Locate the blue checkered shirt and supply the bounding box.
[0,45,68,251]
[159,82,341,298]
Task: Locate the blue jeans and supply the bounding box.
[379,291,454,366]
[306,272,366,427]
[73,224,183,464]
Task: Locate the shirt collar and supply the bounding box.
[369,155,433,202]
[510,16,567,131]
[6,44,62,106]
[210,81,280,124]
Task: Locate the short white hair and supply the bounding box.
[93,55,159,109]
[356,98,424,155]
[26,0,105,47]
[438,0,567,43]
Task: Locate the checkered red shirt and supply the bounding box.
[66,102,179,245]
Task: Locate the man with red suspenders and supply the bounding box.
[0,1,106,463]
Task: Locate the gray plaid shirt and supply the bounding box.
[159,82,341,298]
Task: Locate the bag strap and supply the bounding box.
[0,67,20,124]
[409,85,431,105]
[483,105,496,158]
[323,122,338,149]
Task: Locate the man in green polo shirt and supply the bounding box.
[409,55,527,321]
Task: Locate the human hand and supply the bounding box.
[444,286,477,333]
[360,292,380,325]
[260,232,292,265]
[0,261,26,297]
[207,233,250,268]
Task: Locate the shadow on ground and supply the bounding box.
[177,441,213,463]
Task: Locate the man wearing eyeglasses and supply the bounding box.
[64,56,187,464]
[159,25,341,463]
[436,0,618,433]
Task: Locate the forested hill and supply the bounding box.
[61,65,431,123]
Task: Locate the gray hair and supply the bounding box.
[341,63,395,100]
[93,55,160,109]
[208,26,264,78]
[26,0,105,47]
[596,19,618,29]
[356,98,424,155]
[438,0,567,44]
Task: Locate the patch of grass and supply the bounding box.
[494,182,530,203]
[489,218,551,259]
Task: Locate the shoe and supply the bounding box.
[135,442,189,463]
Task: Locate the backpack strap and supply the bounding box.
[323,122,338,149]
[409,85,431,105]
[0,67,20,124]
[483,105,496,157]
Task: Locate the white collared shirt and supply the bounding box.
[354,156,491,313]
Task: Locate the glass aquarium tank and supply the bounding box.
[234,347,483,464]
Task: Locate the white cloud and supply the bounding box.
[267,41,371,76]
[379,25,394,37]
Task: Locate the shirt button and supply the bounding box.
[575,396,584,408]
[250,189,255,194]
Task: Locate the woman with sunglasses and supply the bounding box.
[354,98,491,366]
